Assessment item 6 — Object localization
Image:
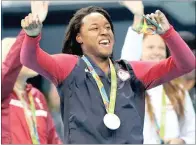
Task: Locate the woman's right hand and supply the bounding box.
[119,1,144,30]
[31,1,49,23]
[119,1,144,16]
[21,13,42,37]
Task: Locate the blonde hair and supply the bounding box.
[2,37,16,62]
[146,77,186,123]
[143,34,185,121]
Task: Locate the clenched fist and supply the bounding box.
[145,10,170,34]
[21,13,42,37]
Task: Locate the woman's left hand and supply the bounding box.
[145,10,170,34]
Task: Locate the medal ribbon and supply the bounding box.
[153,89,167,144]
[132,17,157,35]
[17,91,40,144]
[82,56,117,113]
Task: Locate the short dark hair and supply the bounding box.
[62,6,114,56]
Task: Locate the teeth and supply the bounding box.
[99,39,109,44]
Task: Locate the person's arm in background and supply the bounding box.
[179,91,195,144]
[2,31,25,101]
[120,1,144,61]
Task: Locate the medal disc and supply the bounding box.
[103,113,120,130]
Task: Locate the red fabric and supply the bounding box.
[20,26,195,89]
[20,33,78,86]
[1,30,62,144]
[129,26,195,89]
[2,86,62,144]
[2,30,25,101]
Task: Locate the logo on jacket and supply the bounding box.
[85,68,89,72]
[117,69,130,81]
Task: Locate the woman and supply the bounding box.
[120,1,195,144]
[19,2,195,144]
[2,36,62,144]
[1,2,62,144]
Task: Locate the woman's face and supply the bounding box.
[76,12,114,58]
[141,34,167,62]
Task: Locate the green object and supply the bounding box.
[82,56,117,114]
[142,14,162,30]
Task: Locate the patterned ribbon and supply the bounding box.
[82,56,117,113]
[17,91,40,144]
[132,16,157,35]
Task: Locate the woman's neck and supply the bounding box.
[86,54,110,74]
[14,75,28,94]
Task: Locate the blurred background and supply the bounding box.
[2,1,196,141]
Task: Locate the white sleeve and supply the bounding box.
[179,91,195,144]
[120,26,143,61]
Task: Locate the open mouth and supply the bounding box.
[99,39,111,47]
[149,57,163,61]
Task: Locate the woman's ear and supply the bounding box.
[76,33,83,44]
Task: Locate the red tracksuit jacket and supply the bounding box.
[1,30,62,144]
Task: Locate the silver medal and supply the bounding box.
[103,113,121,130]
